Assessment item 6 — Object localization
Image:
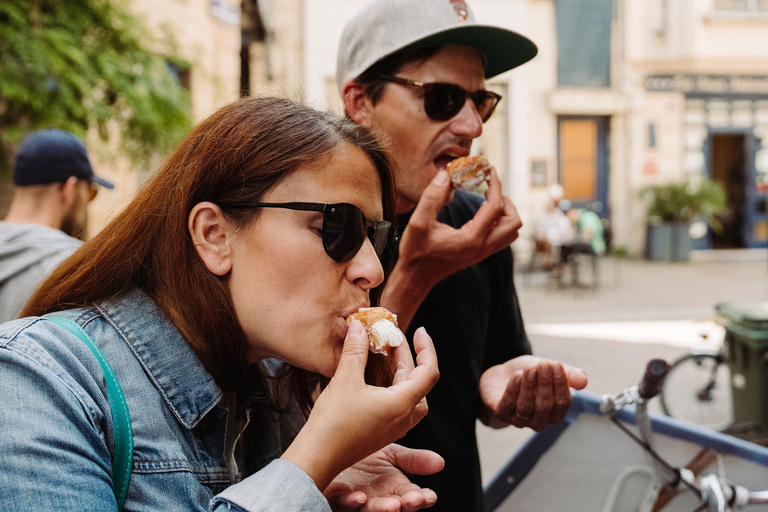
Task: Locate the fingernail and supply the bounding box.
[540,365,552,379]
[435,170,449,185]
[527,369,537,383]
[553,364,564,379]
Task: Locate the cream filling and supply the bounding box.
[369,319,404,355]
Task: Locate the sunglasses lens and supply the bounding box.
[368,222,392,260]
[472,91,500,122]
[322,204,394,263]
[424,83,466,121]
[424,84,500,123]
[322,204,365,262]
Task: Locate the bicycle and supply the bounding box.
[600,359,768,511]
[659,339,734,432]
[483,359,768,512]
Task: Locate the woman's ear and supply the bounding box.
[342,81,373,127]
[189,202,233,276]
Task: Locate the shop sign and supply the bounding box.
[643,160,659,176]
[645,74,768,96]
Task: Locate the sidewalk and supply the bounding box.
[516,253,768,326]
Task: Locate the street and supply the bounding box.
[477,252,768,485]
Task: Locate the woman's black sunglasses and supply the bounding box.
[243,202,395,263]
[378,75,502,123]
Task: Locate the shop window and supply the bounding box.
[555,0,613,87]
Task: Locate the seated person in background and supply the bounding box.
[0,96,441,512]
[0,128,114,322]
[558,206,607,281]
[533,184,571,269]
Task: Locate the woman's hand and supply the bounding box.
[324,444,444,511]
[281,322,439,491]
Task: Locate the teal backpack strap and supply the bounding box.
[49,316,133,511]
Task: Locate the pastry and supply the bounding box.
[346,307,405,355]
[446,155,491,191]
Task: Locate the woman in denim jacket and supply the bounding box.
[0,97,441,511]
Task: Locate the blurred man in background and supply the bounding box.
[0,128,114,322]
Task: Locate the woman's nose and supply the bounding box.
[347,238,385,290]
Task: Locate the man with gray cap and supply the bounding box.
[337,1,588,509]
[0,128,114,322]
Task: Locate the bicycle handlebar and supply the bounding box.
[601,358,768,510]
[638,358,670,399]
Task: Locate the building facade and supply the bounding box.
[67,0,768,253]
[87,0,244,235]
[526,0,768,256]
[294,0,768,258]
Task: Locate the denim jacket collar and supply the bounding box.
[96,288,223,429]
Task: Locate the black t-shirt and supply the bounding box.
[398,191,531,512]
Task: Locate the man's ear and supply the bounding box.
[342,81,373,127]
[189,201,234,276]
[59,176,80,206]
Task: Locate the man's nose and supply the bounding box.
[449,99,483,139]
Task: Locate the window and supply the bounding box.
[555,0,613,87]
[167,61,191,91]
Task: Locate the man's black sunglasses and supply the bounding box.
[241,202,394,263]
[379,75,502,123]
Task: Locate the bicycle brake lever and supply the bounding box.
[601,359,670,415]
[700,473,727,512]
[600,386,639,415]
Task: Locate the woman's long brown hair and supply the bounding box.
[23,96,397,403]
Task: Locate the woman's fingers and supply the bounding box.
[334,319,370,382]
[389,333,416,386]
[413,327,436,364]
[400,327,439,396]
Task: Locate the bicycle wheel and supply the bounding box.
[659,353,733,431]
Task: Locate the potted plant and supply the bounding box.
[639,177,727,261]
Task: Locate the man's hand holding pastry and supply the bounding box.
[381,165,522,329]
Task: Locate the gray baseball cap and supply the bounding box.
[336,0,538,92]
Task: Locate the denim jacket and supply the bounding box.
[0,288,330,511]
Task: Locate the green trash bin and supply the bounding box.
[716,301,768,430]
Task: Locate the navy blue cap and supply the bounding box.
[13,129,114,189]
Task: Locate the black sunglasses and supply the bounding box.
[242,202,394,263]
[379,75,502,123]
